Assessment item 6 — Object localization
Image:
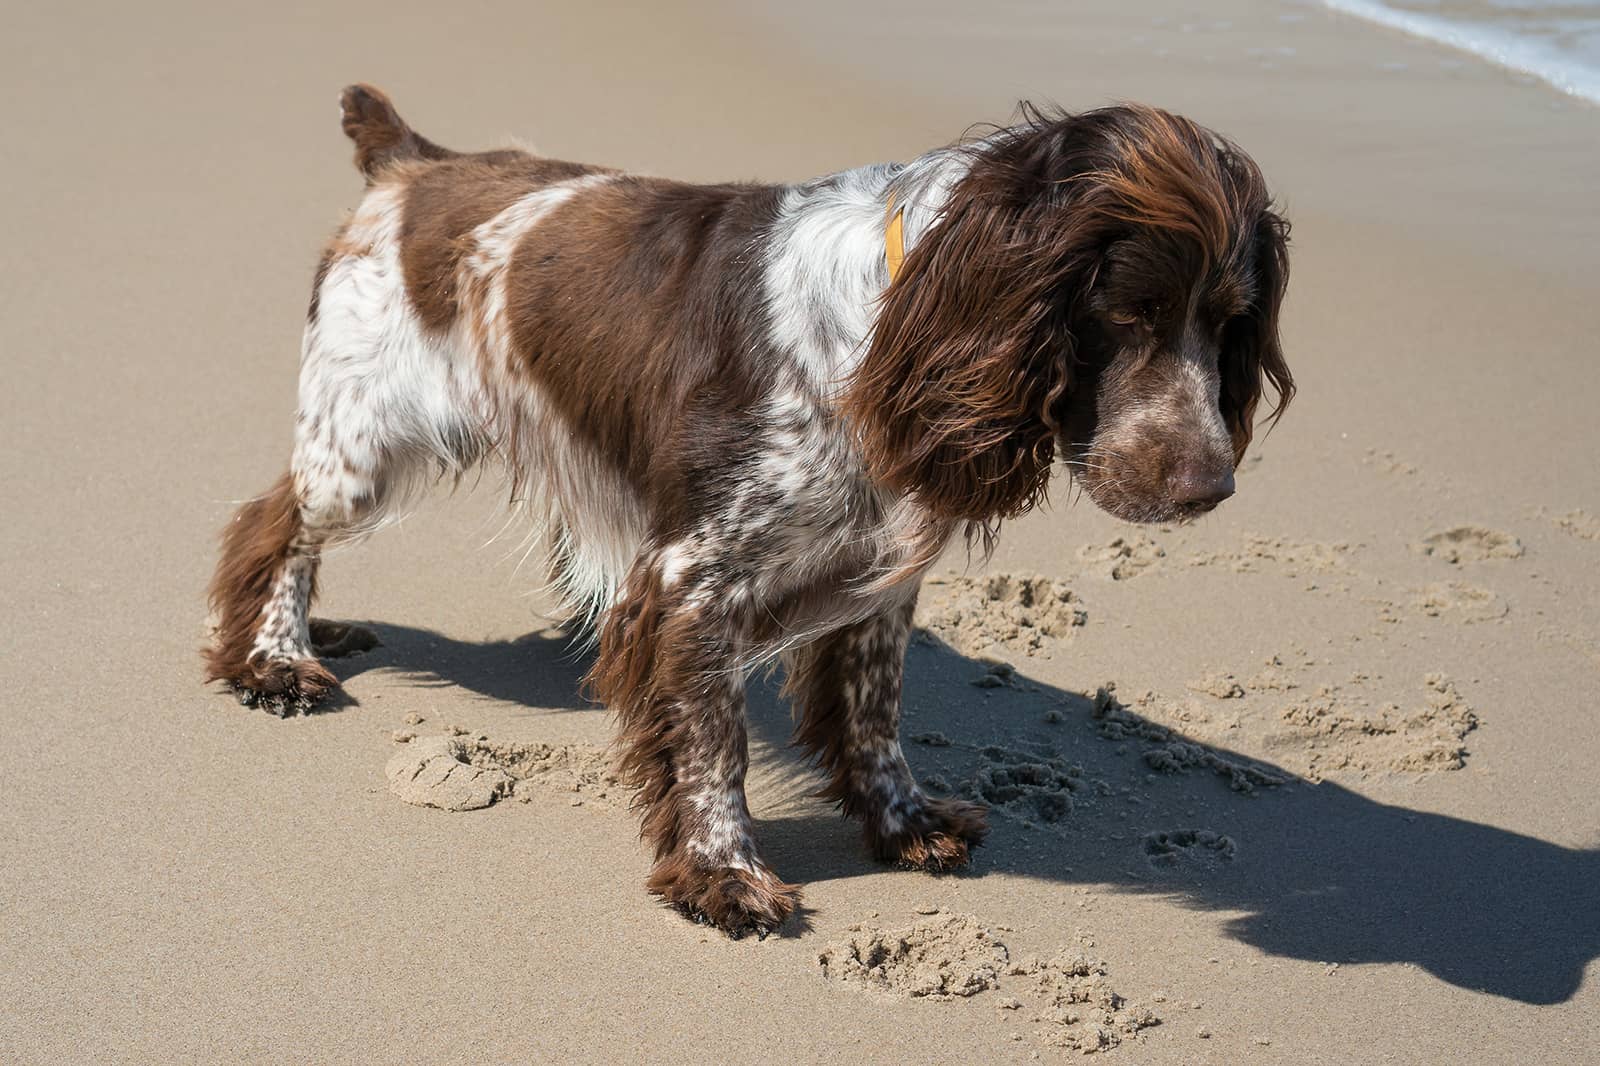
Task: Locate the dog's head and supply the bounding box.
[848,104,1293,526]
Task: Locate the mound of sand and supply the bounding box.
[1546,508,1600,541]
[969,660,1039,692]
[918,572,1086,656]
[1186,671,1245,699]
[821,915,1159,1055]
[386,736,514,811]
[818,914,1009,998]
[1009,949,1159,1054]
[469,739,621,804]
[1267,674,1478,778]
[1076,534,1167,580]
[1244,656,1301,692]
[1416,526,1524,564]
[387,734,619,812]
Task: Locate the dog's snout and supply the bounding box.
[1167,465,1235,510]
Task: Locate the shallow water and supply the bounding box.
[1322,0,1600,102]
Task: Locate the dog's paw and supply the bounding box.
[308,618,380,659]
[649,857,800,939]
[230,655,340,717]
[873,797,990,872]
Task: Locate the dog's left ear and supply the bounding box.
[1221,208,1295,463]
[844,155,1079,523]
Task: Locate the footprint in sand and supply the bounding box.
[1361,447,1417,476]
[1410,581,1508,623]
[1415,525,1524,564]
[963,745,1090,826]
[1185,535,1354,577]
[1266,674,1478,778]
[1075,533,1167,580]
[1143,828,1236,868]
[1091,686,1288,793]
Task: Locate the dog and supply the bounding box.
[206,85,1292,937]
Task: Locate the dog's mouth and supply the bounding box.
[1063,445,1232,526]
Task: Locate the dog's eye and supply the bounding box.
[1109,302,1164,329]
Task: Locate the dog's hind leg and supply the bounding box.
[205,470,339,714]
[205,188,484,714]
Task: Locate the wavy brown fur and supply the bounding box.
[588,561,692,855]
[845,102,1294,532]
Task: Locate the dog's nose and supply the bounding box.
[1168,466,1235,509]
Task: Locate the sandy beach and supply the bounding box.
[4,0,1598,1061]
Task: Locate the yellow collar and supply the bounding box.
[884,191,906,284]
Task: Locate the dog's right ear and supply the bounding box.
[843,137,1084,525]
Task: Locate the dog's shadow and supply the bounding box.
[330,620,1600,1006]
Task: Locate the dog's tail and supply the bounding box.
[338,83,458,181]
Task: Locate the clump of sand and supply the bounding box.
[818,914,1008,998]
[1244,656,1301,692]
[1185,535,1354,576]
[963,745,1092,827]
[469,739,621,804]
[1008,950,1160,1054]
[1546,508,1600,541]
[1415,525,1524,564]
[386,736,513,811]
[918,572,1086,656]
[1091,685,1288,793]
[1410,581,1508,623]
[1076,534,1166,580]
[1267,674,1478,778]
[387,734,619,812]
[969,659,1039,692]
[1186,672,1245,699]
[1144,829,1236,868]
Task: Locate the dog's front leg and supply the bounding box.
[591,555,798,938]
[784,597,989,869]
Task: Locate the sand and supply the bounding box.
[918,572,1088,657]
[819,913,1157,1054]
[4,0,1599,1063]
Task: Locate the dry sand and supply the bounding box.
[4,0,1599,1063]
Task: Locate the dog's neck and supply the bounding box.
[761,146,973,397]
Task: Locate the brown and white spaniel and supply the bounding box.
[207,85,1293,937]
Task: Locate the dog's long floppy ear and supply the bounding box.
[843,141,1085,523]
[1222,208,1294,463]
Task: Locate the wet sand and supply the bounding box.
[3,0,1598,1062]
